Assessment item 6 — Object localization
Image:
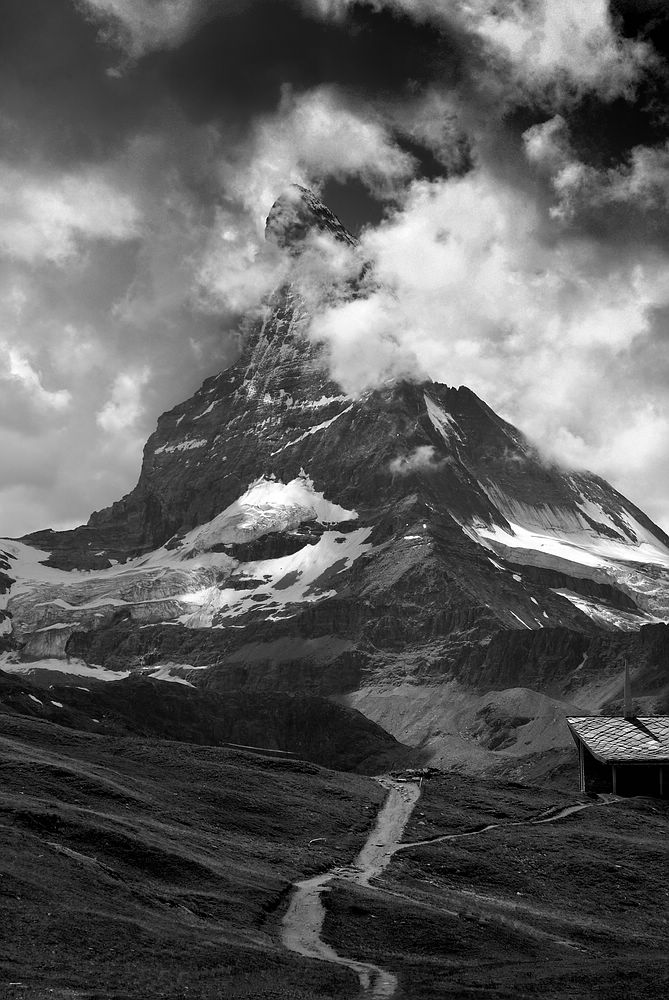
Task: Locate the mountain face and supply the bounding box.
[3,186,669,769]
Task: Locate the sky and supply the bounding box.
[3,0,669,536]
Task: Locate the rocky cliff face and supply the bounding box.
[3,186,669,769]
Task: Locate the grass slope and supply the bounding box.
[0,712,385,999]
[322,774,669,998]
[0,669,412,773]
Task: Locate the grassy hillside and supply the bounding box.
[0,669,412,773]
[323,773,669,999]
[0,712,385,999]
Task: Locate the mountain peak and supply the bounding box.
[265,184,357,250]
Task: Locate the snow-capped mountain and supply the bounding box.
[3,186,669,767]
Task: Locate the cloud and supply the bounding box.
[77,0,449,101]
[0,113,238,538]
[76,0,211,56]
[350,0,654,104]
[97,367,151,434]
[294,164,669,529]
[3,0,669,544]
[228,86,415,220]
[0,163,140,264]
[524,116,669,228]
[1,345,71,414]
[197,86,416,314]
[462,0,652,102]
[389,445,444,476]
[312,293,423,395]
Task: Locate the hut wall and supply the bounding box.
[583,746,613,795]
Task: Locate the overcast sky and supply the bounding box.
[3,0,669,536]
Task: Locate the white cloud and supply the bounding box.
[196,214,287,317]
[1,346,71,411]
[77,0,210,56]
[467,0,651,101]
[226,86,415,227]
[552,145,669,220]
[0,164,140,265]
[0,123,236,538]
[523,114,571,170]
[97,367,151,434]
[389,445,443,475]
[294,166,669,534]
[197,86,415,315]
[319,0,653,104]
[524,117,669,221]
[312,293,422,395]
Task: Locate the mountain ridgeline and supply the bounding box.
[3,185,669,770]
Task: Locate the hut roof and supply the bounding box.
[566,717,669,764]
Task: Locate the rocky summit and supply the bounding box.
[3,186,669,772]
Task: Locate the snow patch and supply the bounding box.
[552,589,663,631]
[470,518,669,571]
[179,527,373,627]
[509,610,533,630]
[300,394,349,409]
[270,404,353,456]
[0,657,130,682]
[181,473,357,553]
[0,475,365,645]
[424,392,462,444]
[155,438,207,455]
[193,400,218,420]
[146,665,196,687]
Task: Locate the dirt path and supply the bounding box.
[281,777,421,998]
[397,801,594,851]
[282,786,601,997]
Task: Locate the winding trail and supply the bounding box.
[281,778,421,998]
[281,783,601,998]
[397,802,593,851]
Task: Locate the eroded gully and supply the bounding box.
[281,782,600,998]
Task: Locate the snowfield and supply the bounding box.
[0,473,370,662]
[466,489,669,625]
[0,653,130,682]
[470,517,669,571]
[179,472,358,553]
[179,527,373,627]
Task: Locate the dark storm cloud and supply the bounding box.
[561,0,669,173]
[151,1,459,129]
[0,0,160,168]
[1,0,469,229]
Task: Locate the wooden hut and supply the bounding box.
[566,715,669,797]
[567,663,669,798]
